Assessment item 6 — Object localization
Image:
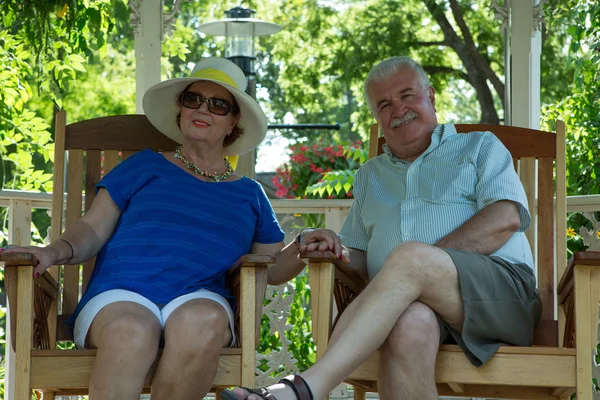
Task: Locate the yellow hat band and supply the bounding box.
[190,69,239,88]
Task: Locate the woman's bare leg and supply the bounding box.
[151,299,232,399]
[87,302,162,400]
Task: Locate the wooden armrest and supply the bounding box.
[227,254,276,277]
[300,250,368,296]
[225,254,275,348]
[0,252,60,298]
[2,252,61,352]
[0,252,35,266]
[557,251,600,304]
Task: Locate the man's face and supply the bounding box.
[367,67,438,156]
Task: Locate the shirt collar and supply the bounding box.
[382,123,454,163]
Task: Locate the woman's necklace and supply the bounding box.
[174,145,233,182]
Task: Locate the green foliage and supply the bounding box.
[273,139,365,199]
[0,361,4,398]
[0,34,54,192]
[542,0,600,266]
[1,0,117,195]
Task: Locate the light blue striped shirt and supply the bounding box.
[340,123,534,280]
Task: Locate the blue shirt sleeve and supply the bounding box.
[252,183,285,244]
[96,150,156,211]
[339,166,370,251]
[476,133,532,232]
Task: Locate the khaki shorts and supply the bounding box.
[439,249,542,366]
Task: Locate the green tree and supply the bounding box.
[1,0,116,192]
[542,0,600,260]
[0,0,118,377]
[254,0,577,143]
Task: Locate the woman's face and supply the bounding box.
[178,80,240,147]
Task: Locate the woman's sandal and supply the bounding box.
[220,374,314,400]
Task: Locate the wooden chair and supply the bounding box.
[1,111,273,399]
[305,122,600,399]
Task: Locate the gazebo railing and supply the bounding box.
[1,189,599,399]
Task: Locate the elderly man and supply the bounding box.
[224,56,541,400]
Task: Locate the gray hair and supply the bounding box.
[364,56,431,113]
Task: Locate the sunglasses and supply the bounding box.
[180,91,239,116]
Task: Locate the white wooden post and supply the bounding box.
[324,207,348,234]
[4,199,33,400]
[510,0,543,130]
[131,0,163,113]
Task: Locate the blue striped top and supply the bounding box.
[340,123,534,280]
[67,149,284,327]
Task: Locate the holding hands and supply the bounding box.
[297,229,351,264]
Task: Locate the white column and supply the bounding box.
[510,0,542,129]
[133,0,163,113]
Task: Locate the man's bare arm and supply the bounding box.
[435,200,521,255]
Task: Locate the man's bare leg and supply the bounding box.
[378,302,440,400]
[232,241,464,400]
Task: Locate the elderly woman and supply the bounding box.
[2,58,307,400]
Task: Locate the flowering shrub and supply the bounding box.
[273,138,366,199]
[567,212,600,258]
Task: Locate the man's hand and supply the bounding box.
[299,229,351,264]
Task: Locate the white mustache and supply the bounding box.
[390,111,419,128]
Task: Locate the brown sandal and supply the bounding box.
[220,374,314,400]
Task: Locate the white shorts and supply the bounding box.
[73,288,236,349]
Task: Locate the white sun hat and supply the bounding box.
[142,57,268,156]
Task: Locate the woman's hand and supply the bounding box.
[298,229,351,264]
[1,244,61,278]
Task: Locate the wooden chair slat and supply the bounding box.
[63,150,84,316]
[5,265,18,351]
[519,158,537,254]
[538,157,555,321]
[84,150,101,210]
[82,150,102,292]
[65,115,177,151]
[103,150,120,176]
[50,111,67,284]
[368,124,379,159]
[555,121,568,279]
[122,150,136,161]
